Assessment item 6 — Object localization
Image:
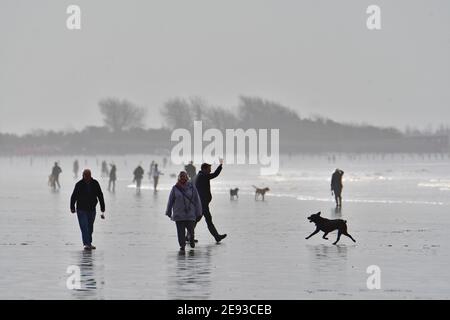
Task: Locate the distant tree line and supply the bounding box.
[0,96,448,155]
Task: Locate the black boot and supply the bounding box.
[215,234,227,243]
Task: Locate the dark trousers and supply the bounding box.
[108,179,115,192]
[153,176,159,190]
[176,220,195,248]
[77,210,96,246]
[136,179,142,190]
[194,204,220,240]
[333,188,342,206]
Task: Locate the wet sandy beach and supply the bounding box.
[1,156,450,299]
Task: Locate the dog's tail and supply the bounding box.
[252,185,258,189]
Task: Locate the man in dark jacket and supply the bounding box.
[70,169,105,250]
[331,169,344,208]
[194,159,227,243]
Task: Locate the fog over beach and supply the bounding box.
[1,0,450,301]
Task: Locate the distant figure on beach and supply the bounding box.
[133,165,145,194]
[49,162,62,190]
[193,159,227,243]
[70,169,105,250]
[148,160,155,179]
[163,157,168,168]
[73,160,79,179]
[184,161,197,180]
[101,161,109,178]
[165,171,202,252]
[152,164,163,192]
[108,164,117,192]
[331,169,344,207]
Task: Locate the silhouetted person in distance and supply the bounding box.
[108,164,117,192]
[73,160,79,179]
[101,161,109,178]
[165,171,202,252]
[50,162,62,190]
[133,164,144,194]
[152,164,163,192]
[331,169,344,208]
[148,160,155,179]
[70,169,105,250]
[163,157,168,168]
[184,161,197,180]
[194,159,227,243]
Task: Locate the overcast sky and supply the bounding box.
[0,0,449,134]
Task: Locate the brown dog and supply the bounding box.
[252,185,270,201]
[306,212,356,245]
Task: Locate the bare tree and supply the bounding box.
[238,96,300,128]
[204,106,238,130]
[98,98,147,132]
[160,98,193,130]
[161,96,239,130]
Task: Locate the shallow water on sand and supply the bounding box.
[0,154,450,299]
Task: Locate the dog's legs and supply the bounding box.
[322,232,329,240]
[306,229,320,239]
[262,194,265,201]
[344,232,356,242]
[333,231,342,245]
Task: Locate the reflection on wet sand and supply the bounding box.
[132,191,144,210]
[304,244,351,295]
[70,250,104,299]
[307,244,349,272]
[167,245,215,299]
[332,206,342,217]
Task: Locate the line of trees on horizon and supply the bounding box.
[1,95,449,155]
[2,95,448,136]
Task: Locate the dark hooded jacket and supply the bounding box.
[194,164,222,207]
[70,178,105,212]
[331,170,344,192]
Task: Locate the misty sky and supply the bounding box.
[0,0,449,134]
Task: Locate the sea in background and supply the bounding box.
[0,153,449,299]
